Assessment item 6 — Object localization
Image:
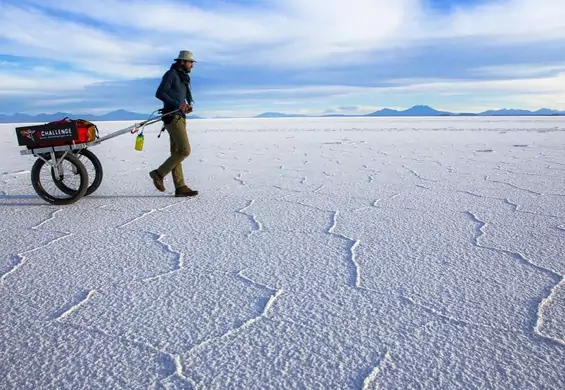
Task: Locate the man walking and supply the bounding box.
[150,50,198,197]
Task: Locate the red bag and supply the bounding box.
[75,119,99,143]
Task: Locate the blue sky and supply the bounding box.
[1,0,564,117]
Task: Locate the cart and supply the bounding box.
[15,109,178,205]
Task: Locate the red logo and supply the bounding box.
[19,129,36,141]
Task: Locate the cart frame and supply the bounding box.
[16,109,178,205]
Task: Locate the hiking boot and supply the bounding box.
[175,185,198,197]
[150,170,165,192]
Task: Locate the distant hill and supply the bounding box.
[366,105,454,117]
[2,105,565,123]
[365,105,565,117]
[477,108,564,116]
[253,105,565,118]
[0,109,203,123]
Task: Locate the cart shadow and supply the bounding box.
[0,194,173,206]
[0,195,46,206]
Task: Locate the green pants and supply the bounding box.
[157,115,191,188]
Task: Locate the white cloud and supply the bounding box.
[384,72,565,95]
[206,84,375,96]
[0,70,103,95]
[0,4,164,79]
[2,0,565,73]
[1,0,565,113]
[14,0,564,69]
[429,0,565,43]
[32,98,88,107]
[203,66,565,112]
[471,62,565,78]
[211,69,565,99]
[30,0,280,43]
[257,0,423,64]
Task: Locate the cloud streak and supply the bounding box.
[434,0,565,43]
[0,0,564,115]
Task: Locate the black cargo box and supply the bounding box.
[15,120,79,149]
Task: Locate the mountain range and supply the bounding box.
[0,109,203,124]
[1,105,564,123]
[256,105,565,118]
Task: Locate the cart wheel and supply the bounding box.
[31,152,88,205]
[53,148,103,196]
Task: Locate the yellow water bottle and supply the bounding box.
[134,132,144,151]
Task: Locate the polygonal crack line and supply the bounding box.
[2,207,72,282]
[272,199,365,290]
[494,165,553,177]
[234,172,246,186]
[49,270,283,387]
[31,208,64,230]
[46,284,194,386]
[1,230,73,283]
[486,178,544,196]
[352,194,402,213]
[361,348,394,390]
[341,206,564,338]
[410,157,443,167]
[116,190,230,229]
[52,318,195,388]
[181,271,283,360]
[72,230,188,286]
[117,200,193,229]
[463,211,560,279]
[534,276,565,346]
[284,303,397,390]
[313,184,325,193]
[236,199,263,237]
[457,189,561,219]
[401,164,439,183]
[54,270,274,383]
[327,210,362,289]
[272,184,306,194]
[353,284,522,335]
[463,210,564,346]
[44,231,190,386]
[137,231,186,283]
[52,289,96,322]
[398,293,523,334]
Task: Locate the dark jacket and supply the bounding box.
[155,64,193,118]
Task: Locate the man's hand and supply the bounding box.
[179,104,192,113]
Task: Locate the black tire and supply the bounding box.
[31,152,89,205]
[52,148,103,196]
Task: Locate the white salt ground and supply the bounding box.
[1,116,564,389]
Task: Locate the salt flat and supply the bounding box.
[1,116,564,389]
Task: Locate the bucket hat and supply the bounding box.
[175,50,196,62]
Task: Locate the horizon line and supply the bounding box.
[1,104,565,119]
